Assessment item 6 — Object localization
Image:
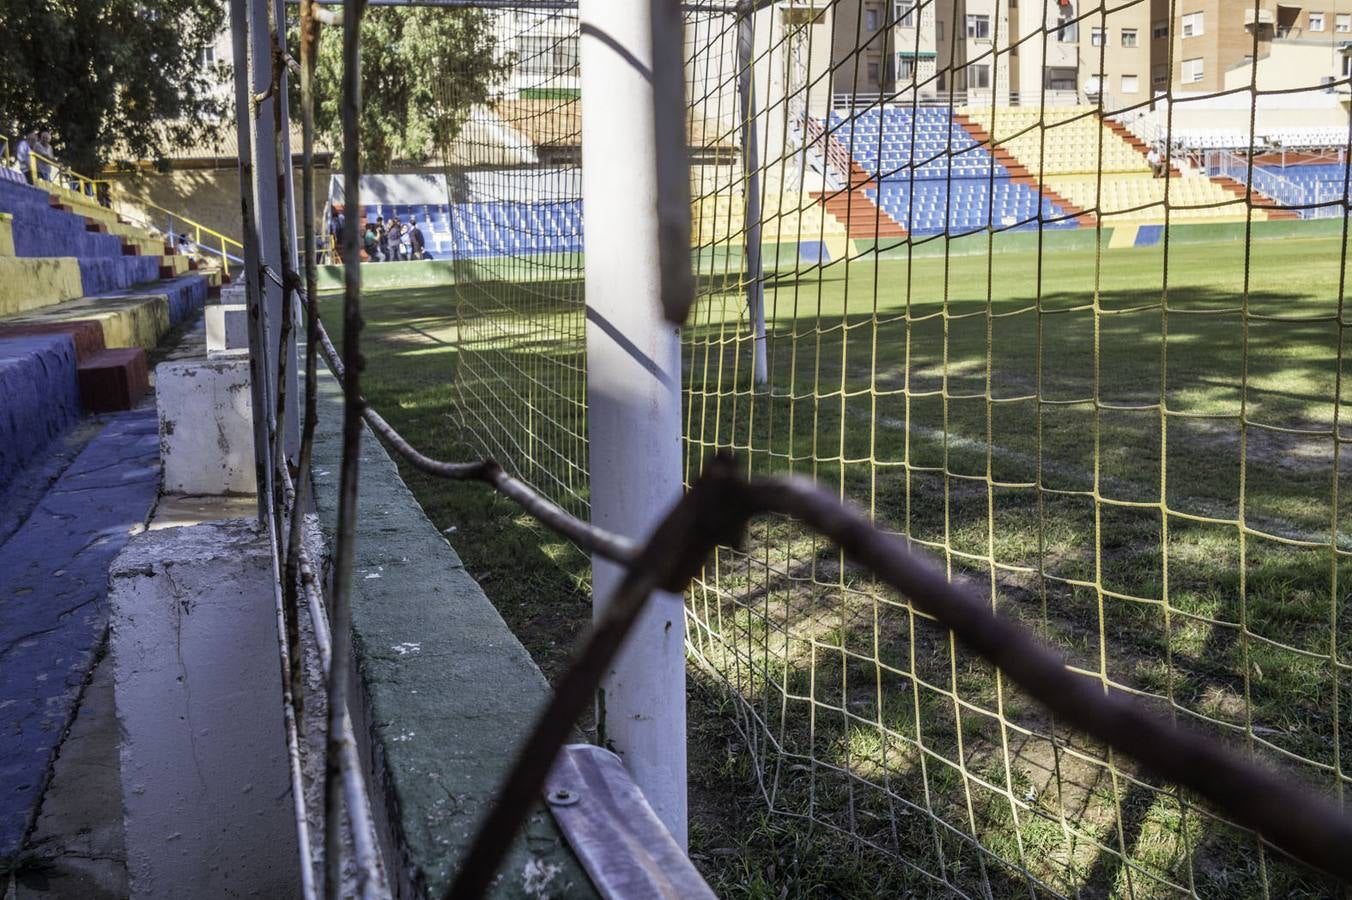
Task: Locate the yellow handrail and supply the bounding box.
[13,139,246,277]
[28,150,109,205]
[113,197,244,277]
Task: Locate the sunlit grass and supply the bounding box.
[323,229,1349,898]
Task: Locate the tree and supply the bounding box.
[307,7,511,172]
[0,0,229,173]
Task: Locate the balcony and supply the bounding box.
[1244,8,1275,26]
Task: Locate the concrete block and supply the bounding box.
[156,359,256,495]
[205,303,249,354]
[78,347,149,412]
[218,283,247,306]
[109,519,299,899]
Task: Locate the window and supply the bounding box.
[1182,56,1204,83]
[1344,54,1352,77]
[1181,12,1204,37]
[197,45,216,68]
[967,14,991,40]
[1122,28,1138,47]
[970,63,992,89]
[1152,20,1169,39]
[1121,74,1139,93]
[1152,63,1167,85]
[867,60,880,84]
[1310,11,1326,31]
[1058,16,1079,42]
[1091,27,1107,46]
[896,2,916,27]
[897,56,917,80]
[518,35,579,78]
[1045,66,1077,90]
[937,19,944,41]
[1338,13,1351,31]
[865,7,879,31]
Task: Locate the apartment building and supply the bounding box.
[933,0,1014,98]
[1010,1,1153,104]
[1156,0,1352,93]
[831,0,896,93]
[823,1,1352,105]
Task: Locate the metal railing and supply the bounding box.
[113,198,245,276]
[830,88,1085,110]
[28,149,110,205]
[1206,149,1349,219]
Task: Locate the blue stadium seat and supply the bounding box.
[827,108,1076,235]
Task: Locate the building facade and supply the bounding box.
[818,0,1352,105]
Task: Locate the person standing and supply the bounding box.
[363,220,378,261]
[15,131,36,184]
[409,215,426,260]
[377,217,391,262]
[328,204,345,260]
[398,217,412,261]
[33,130,55,182]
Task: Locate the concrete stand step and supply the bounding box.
[0,409,160,863]
[78,348,149,413]
[0,320,106,362]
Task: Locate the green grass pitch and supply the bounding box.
[323,228,1351,898]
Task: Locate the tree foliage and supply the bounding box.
[308,7,510,172]
[0,0,229,172]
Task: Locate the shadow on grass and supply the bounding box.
[326,261,1350,898]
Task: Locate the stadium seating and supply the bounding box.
[361,199,583,257]
[1247,162,1350,215]
[956,105,1264,224]
[447,200,583,257]
[866,181,1070,234]
[958,105,1151,176]
[0,167,209,492]
[1040,172,1265,223]
[692,190,849,248]
[826,107,1076,236]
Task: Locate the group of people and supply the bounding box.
[364,214,426,262]
[14,129,55,184]
[326,204,428,263]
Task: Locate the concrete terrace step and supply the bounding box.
[78,348,149,413]
[0,319,106,362]
[0,273,209,356]
[0,409,161,864]
[0,335,81,490]
[2,293,170,352]
[78,255,161,296]
[0,258,84,317]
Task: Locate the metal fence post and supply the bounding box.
[248,0,299,459]
[578,0,689,849]
[738,8,768,385]
[230,0,272,523]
